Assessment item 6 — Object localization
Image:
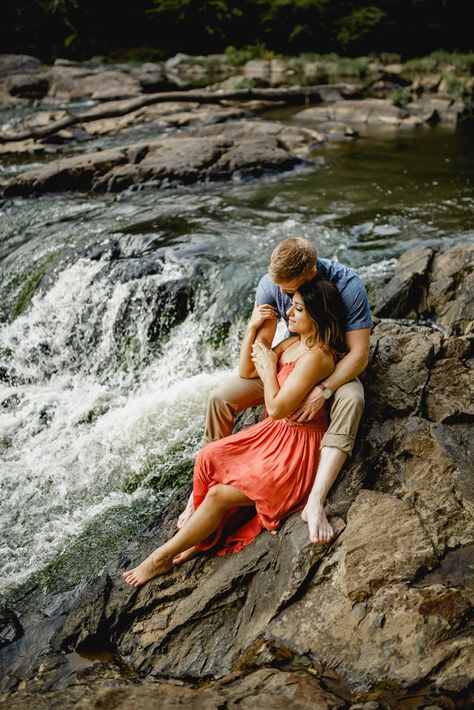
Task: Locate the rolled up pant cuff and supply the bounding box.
[320,432,354,456]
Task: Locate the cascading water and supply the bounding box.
[1,123,473,601]
[0,208,257,594]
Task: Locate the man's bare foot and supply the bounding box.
[123,553,173,587]
[301,500,334,544]
[177,494,194,529]
[172,546,198,566]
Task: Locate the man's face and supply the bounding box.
[275,267,317,296]
[276,277,306,296]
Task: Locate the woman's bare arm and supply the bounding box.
[252,343,335,419]
[239,304,277,378]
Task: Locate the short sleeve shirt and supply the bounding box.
[255,258,373,332]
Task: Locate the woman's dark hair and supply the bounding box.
[297,277,346,359]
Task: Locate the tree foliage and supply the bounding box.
[1,0,471,62]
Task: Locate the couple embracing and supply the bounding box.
[124,237,372,587]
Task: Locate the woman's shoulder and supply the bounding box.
[274,336,299,358]
[296,346,334,370]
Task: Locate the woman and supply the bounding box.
[123,277,345,587]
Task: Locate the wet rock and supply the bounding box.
[341,490,436,602]
[311,121,357,139]
[82,102,248,138]
[243,59,289,87]
[294,99,425,127]
[0,55,43,75]
[164,53,233,88]
[373,244,434,319]
[2,118,321,196]
[0,667,347,709]
[145,278,194,341]
[375,243,474,335]
[364,320,442,419]
[0,610,23,650]
[425,345,474,422]
[54,512,345,678]
[6,74,50,99]
[47,64,142,101]
[2,144,135,195]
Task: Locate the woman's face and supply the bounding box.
[286,291,314,336]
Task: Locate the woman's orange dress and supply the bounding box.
[193,358,329,555]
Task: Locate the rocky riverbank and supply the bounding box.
[1,52,473,197]
[0,242,472,708]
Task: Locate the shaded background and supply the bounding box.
[1,0,472,62]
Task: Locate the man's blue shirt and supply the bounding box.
[255,258,373,332]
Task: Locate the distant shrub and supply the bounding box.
[376,52,402,65]
[225,43,275,67]
[404,56,438,73]
[442,72,463,96]
[430,50,474,73]
[405,52,474,75]
[388,87,410,107]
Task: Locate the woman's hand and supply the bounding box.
[247,304,277,332]
[251,341,277,377]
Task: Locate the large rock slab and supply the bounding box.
[54,508,345,679]
[47,64,142,101]
[340,490,436,602]
[375,243,474,336]
[0,667,348,709]
[294,99,425,127]
[1,119,322,196]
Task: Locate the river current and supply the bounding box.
[1,120,473,601]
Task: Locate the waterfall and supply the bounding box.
[0,246,242,592]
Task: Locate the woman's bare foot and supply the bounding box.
[177,494,194,529]
[172,546,198,566]
[301,500,334,544]
[123,553,173,587]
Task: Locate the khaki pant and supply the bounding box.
[204,375,364,457]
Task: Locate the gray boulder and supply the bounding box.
[2,119,324,196]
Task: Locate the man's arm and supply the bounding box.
[288,328,370,422]
[321,328,370,392]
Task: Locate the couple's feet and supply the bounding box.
[179,494,334,545]
[123,497,332,589]
[301,499,334,544]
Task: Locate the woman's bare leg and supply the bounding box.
[123,484,253,587]
[172,546,198,565]
[177,491,194,529]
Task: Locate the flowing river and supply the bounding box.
[1,119,473,602]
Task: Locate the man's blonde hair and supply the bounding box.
[268,237,317,283]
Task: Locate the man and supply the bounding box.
[180,237,372,544]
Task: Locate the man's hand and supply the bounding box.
[287,383,325,423]
[247,304,277,332]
